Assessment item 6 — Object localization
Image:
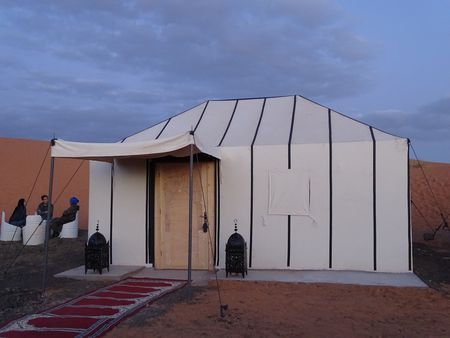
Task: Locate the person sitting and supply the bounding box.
[9,198,27,227]
[37,194,53,220]
[49,197,79,238]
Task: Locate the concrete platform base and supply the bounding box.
[55,266,427,288]
[55,265,145,281]
[217,270,427,288]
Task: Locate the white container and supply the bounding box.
[23,215,46,245]
[60,212,79,238]
[0,211,22,241]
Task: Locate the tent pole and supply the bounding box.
[187,140,194,301]
[42,140,55,295]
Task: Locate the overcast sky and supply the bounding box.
[0,0,449,162]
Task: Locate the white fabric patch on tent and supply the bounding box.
[268,169,310,216]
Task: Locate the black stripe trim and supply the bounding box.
[109,162,114,265]
[194,101,209,132]
[214,160,217,265]
[145,160,149,264]
[407,140,412,271]
[288,96,297,168]
[297,94,404,139]
[328,109,333,269]
[370,127,377,271]
[218,100,239,146]
[148,162,155,264]
[249,98,266,268]
[287,217,291,267]
[156,118,171,139]
[216,160,221,266]
[287,96,297,267]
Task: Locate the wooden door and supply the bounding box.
[154,161,215,270]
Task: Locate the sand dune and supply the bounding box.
[410,160,450,246]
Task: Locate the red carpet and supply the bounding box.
[0,277,186,337]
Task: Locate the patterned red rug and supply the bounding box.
[0,277,186,337]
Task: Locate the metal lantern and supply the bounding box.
[85,224,110,274]
[225,224,248,278]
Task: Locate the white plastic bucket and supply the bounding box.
[23,215,46,245]
[60,212,79,238]
[0,211,22,241]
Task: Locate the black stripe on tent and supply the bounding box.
[145,160,149,264]
[218,100,239,146]
[156,118,171,139]
[370,127,377,271]
[148,161,155,264]
[328,109,333,269]
[214,160,217,265]
[287,96,297,267]
[194,101,210,132]
[216,160,221,266]
[249,98,266,268]
[109,162,114,264]
[407,140,412,271]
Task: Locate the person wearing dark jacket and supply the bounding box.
[37,194,52,220]
[49,197,79,238]
[9,198,27,227]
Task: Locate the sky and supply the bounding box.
[0,0,449,162]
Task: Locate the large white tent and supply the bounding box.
[52,95,411,273]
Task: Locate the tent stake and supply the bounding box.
[187,138,194,301]
[42,143,55,295]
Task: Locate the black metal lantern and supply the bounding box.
[85,224,110,275]
[225,223,248,278]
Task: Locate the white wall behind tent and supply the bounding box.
[87,95,411,273]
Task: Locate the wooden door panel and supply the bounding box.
[154,161,215,270]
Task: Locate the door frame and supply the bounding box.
[147,155,218,269]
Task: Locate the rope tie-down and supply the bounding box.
[410,142,449,241]
[193,135,228,317]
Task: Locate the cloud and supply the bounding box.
[361,96,450,142]
[0,0,374,142]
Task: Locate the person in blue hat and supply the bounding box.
[49,196,80,238]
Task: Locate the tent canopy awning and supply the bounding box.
[51,132,220,162]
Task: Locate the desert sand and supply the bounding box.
[410,160,450,246]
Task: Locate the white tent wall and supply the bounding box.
[111,158,147,265]
[195,100,236,146]
[252,145,289,269]
[124,120,166,142]
[158,102,207,138]
[290,143,330,270]
[375,138,410,272]
[217,146,252,267]
[220,99,265,146]
[81,94,411,273]
[88,161,112,239]
[332,141,373,271]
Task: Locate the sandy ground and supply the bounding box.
[106,280,450,338]
[0,231,109,324]
[0,160,448,337]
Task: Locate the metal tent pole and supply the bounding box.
[42,140,55,295]
[187,138,194,301]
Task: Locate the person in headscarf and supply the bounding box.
[9,198,27,227]
[49,197,79,238]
